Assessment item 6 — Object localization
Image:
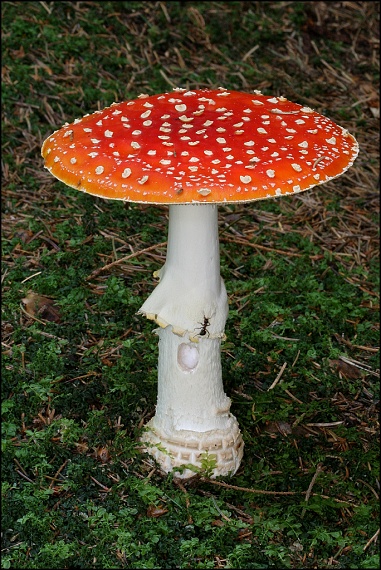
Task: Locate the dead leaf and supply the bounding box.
[74,441,89,454]
[370,106,379,119]
[14,229,33,243]
[329,359,363,379]
[22,291,61,322]
[146,504,168,518]
[237,528,252,541]
[264,421,292,436]
[94,447,111,463]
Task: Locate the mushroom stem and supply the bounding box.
[139,204,228,336]
[139,204,244,478]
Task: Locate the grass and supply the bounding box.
[2,1,380,568]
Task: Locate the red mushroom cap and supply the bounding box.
[41,88,359,204]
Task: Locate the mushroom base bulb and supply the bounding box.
[141,417,244,479]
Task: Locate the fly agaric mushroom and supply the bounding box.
[41,88,358,478]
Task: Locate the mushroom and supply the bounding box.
[41,88,359,478]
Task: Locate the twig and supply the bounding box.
[49,460,68,489]
[200,478,357,506]
[15,470,35,484]
[14,458,34,483]
[1,267,8,284]
[19,302,46,325]
[301,463,323,518]
[30,329,67,342]
[85,241,167,280]
[20,271,42,284]
[306,421,344,427]
[270,333,300,341]
[221,236,323,260]
[200,478,299,495]
[159,69,178,88]
[268,362,287,390]
[242,44,259,61]
[291,350,301,368]
[339,355,380,378]
[53,371,100,384]
[363,528,380,551]
[334,333,379,354]
[211,496,230,521]
[270,488,351,506]
[283,389,303,404]
[357,479,380,500]
[90,475,111,491]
